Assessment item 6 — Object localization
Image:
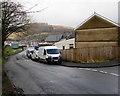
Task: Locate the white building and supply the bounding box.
[54,38,75,50]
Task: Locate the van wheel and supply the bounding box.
[45,59,49,64]
[58,61,62,64]
[29,55,32,59]
[31,56,35,61]
[27,55,29,58]
[36,57,40,61]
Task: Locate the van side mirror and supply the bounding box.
[60,52,61,54]
[36,48,38,50]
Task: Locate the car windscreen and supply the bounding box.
[46,49,59,54]
[30,50,34,54]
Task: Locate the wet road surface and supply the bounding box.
[5,51,119,94]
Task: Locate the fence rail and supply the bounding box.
[60,46,120,63]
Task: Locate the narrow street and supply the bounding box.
[5,51,119,94]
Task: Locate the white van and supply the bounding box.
[32,46,62,64]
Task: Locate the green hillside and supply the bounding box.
[8,23,75,41]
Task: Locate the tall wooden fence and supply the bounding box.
[60,47,120,63]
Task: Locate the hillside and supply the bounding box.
[8,23,75,41]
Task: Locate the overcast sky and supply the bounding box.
[15,0,119,28]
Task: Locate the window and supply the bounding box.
[44,49,46,55]
[46,49,59,54]
[69,44,74,49]
[63,46,65,50]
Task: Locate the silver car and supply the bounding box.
[26,47,34,58]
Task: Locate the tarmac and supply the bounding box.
[61,59,120,68]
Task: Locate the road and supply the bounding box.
[5,51,119,94]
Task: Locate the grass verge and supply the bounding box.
[4,46,22,56]
[2,46,23,96]
[2,69,15,96]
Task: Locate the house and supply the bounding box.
[29,39,39,47]
[75,12,119,48]
[38,42,53,47]
[4,40,18,46]
[45,34,63,43]
[5,40,27,49]
[54,38,75,50]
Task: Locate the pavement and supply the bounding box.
[4,51,119,94]
[61,60,120,68]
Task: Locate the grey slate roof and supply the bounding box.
[45,34,63,42]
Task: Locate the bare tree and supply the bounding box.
[0,0,29,55]
[0,0,29,45]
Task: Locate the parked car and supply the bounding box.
[32,46,62,64]
[26,47,34,58]
[31,49,39,60]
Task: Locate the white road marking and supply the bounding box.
[78,68,119,77]
[109,73,119,77]
[91,69,98,72]
[79,68,84,70]
[84,68,91,71]
[99,71,105,73]
[99,71,108,74]
[50,80,55,83]
[102,71,108,74]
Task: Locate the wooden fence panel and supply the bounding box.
[61,47,119,63]
[71,49,74,61]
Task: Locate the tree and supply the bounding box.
[0,0,29,55]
